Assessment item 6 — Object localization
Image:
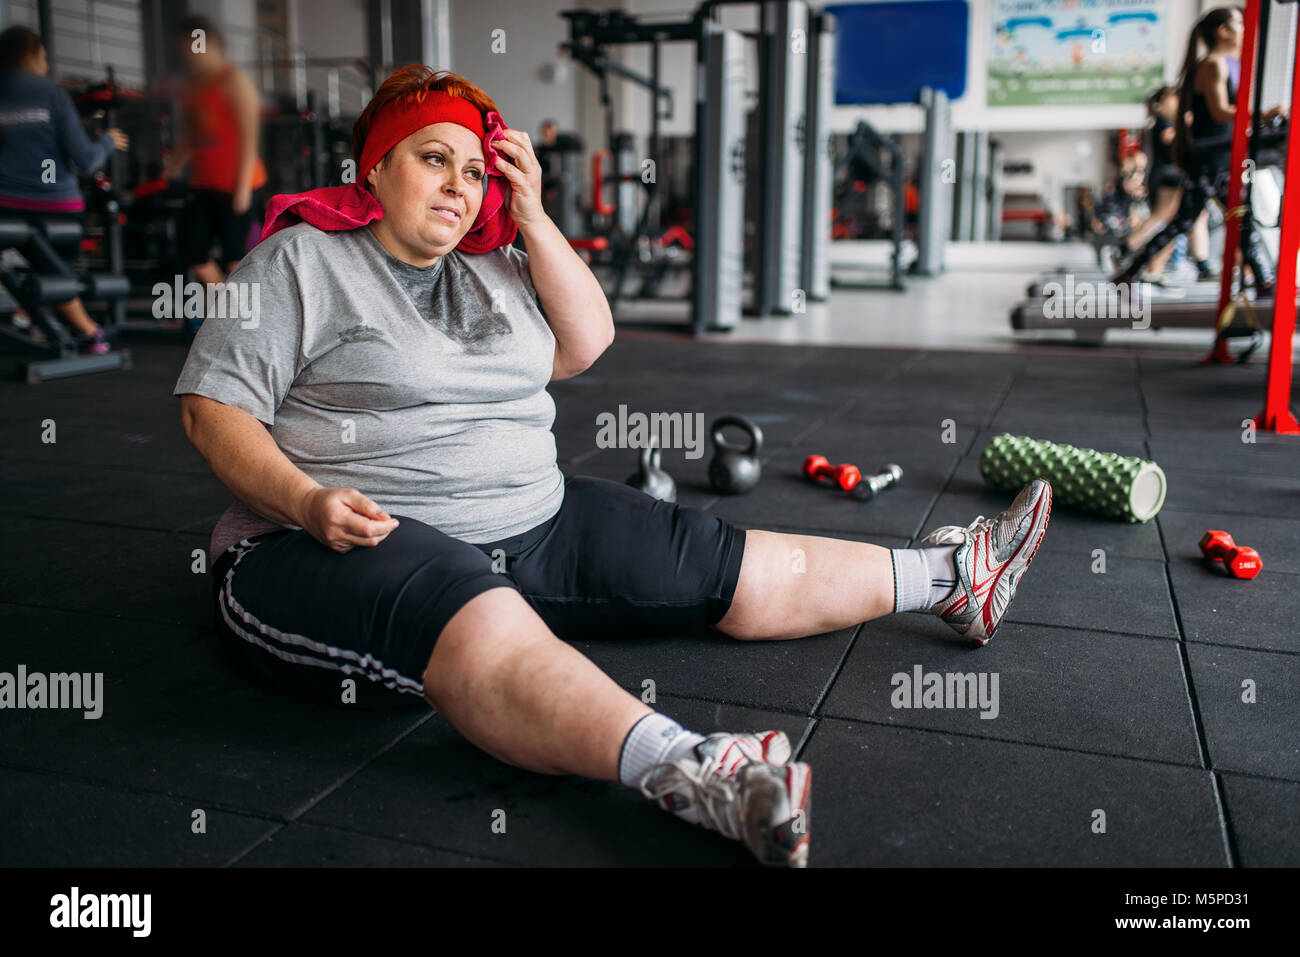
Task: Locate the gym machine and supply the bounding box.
[913,86,954,276]
[828,120,906,291]
[558,1,834,332]
[0,217,133,382]
[953,130,1001,242]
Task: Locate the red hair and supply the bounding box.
[351,67,501,170]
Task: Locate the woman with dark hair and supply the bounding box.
[1114,6,1284,292]
[174,67,1051,867]
[161,15,266,318]
[0,25,128,353]
[1123,86,1215,284]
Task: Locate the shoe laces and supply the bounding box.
[640,756,746,841]
[925,514,994,546]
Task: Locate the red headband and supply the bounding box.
[358,90,487,182]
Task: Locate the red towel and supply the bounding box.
[258,109,518,254]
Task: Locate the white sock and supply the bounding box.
[889,544,958,612]
[618,713,705,789]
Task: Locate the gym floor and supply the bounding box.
[3,259,1298,867]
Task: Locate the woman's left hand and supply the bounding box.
[491,129,545,228]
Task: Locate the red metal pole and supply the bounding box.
[1208,0,1261,365]
[1253,12,1300,433]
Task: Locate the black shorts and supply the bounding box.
[178,188,254,267]
[210,475,748,707]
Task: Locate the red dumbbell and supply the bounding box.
[1199,530,1262,579]
[803,454,862,491]
[803,455,903,500]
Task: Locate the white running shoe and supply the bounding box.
[639,731,811,867]
[922,478,1053,645]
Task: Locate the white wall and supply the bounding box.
[447,0,579,139]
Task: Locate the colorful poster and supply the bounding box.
[989,0,1166,106]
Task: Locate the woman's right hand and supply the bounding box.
[106,128,129,151]
[298,487,400,553]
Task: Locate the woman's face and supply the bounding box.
[367,122,485,264]
[1219,10,1244,54]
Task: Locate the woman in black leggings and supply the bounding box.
[1115,6,1285,293]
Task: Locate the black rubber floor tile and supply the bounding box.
[899,350,1026,379]
[611,348,810,383]
[1146,429,1300,479]
[552,393,766,462]
[718,382,860,421]
[0,603,205,677]
[838,388,995,431]
[0,634,430,817]
[796,364,912,391]
[234,823,508,867]
[1219,773,1300,866]
[1161,469,1300,519]
[703,445,942,540]
[1170,560,1297,653]
[0,519,213,628]
[1,458,232,530]
[992,547,1178,638]
[1186,644,1300,782]
[987,409,1149,434]
[822,618,1200,764]
[798,419,973,472]
[561,455,719,509]
[0,409,208,473]
[1140,375,1267,416]
[566,627,855,715]
[803,718,1226,866]
[1159,510,1300,575]
[0,768,278,867]
[1018,358,1138,384]
[929,486,1164,560]
[1145,409,1276,434]
[793,346,920,378]
[1000,382,1147,417]
[300,695,810,866]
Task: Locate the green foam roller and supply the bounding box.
[979,433,1167,523]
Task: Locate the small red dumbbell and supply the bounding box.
[803,454,861,491]
[1199,530,1263,579]
[803,455,903,500]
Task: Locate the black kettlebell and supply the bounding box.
[708,415,763,495]
[626,443,677,502]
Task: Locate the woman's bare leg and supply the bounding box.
[1148,238,1177,276]
[715,530,897,641]
[421,587,651,780]
[53,297,98,336]
[1125,187,1182,250]
[1190,209,1211,261]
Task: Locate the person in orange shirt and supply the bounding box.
[162,16,265,297]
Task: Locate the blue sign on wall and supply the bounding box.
[827,1,969,105]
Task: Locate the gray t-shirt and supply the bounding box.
[174,222,564,558]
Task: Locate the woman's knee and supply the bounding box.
[421,586,551,703]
